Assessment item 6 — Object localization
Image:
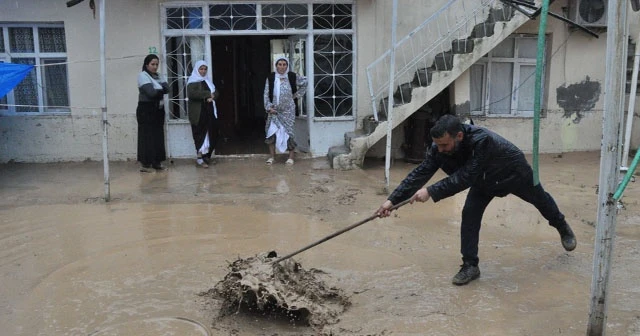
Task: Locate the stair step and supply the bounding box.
[377,96,407,120]
[471,22,495,38]
[451,38,474,54]
[328,145,350,168]
[489,6,516,22]
[363,116,382,135]
[344,130,366,147]
[413,67,434,87]
[394,82,413,104]
[434,51,454,71]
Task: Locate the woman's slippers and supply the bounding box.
[196,158,209,168]
[266,158,293,165]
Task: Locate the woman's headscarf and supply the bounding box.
[187,60,216,93]
[273,57,289,106]
[187,60,217,118]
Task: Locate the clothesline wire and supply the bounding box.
[3,52,152,67]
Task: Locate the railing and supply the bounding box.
[365,0,508,121]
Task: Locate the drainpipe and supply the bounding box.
[384,0,398,192]
[100,0,110,202]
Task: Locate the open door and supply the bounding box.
[285,35,310,153]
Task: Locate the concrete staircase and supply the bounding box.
[329,1,534,169]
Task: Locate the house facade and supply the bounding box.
[0,0,638,164]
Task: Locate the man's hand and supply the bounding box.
[410,187,431,203]
[375,200,394,218]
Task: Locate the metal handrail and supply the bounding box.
[366,0,506,121]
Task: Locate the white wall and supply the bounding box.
[0,0,161,162]
[3,0,640,162]
[451,0,640,154]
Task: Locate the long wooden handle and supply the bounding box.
[271,198,412,264]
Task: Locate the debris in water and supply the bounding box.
[202,251,350,328]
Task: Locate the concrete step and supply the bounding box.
[344,129,367,147]
[451,38,475,54]
[434,51,454,71]
[471,22,495,38]
[394,82,413,104]
[327,145,350,168]
[489,5,516,22]
[413,67,434,87]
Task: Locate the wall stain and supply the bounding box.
[556,76,601,123]
[453,100,471,116]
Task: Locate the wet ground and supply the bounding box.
[0,152,639,336]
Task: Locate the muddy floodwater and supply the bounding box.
[1,152,639,335]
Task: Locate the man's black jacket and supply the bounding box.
[388,124,532,204]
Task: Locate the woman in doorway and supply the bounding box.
[136,54,169,172]
[263,57,307,165]
[187,60,219,168]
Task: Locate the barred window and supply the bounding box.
[0,23,69,114]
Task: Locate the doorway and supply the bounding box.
[211,35,305,155]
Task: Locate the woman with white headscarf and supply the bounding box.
[263,57,307,165]
[187,60,219,168]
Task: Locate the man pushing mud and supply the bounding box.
[376,115,576,286]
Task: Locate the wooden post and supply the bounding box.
[586,0,626,334]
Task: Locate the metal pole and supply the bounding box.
[587,0,626,334]
[532,0,550,186]
[384,0,398,192]
[622,33,640,169]
[100,0,110,202]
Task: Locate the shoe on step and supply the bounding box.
[452,263,480,286]
[285,158,294,165]
[266,157,274,165]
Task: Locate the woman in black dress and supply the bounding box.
[136,54,169,172]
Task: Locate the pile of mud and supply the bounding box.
[204,251,350,328]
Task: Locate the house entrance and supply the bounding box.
[162,2,354,158]
[210,35,305,155]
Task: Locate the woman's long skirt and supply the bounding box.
[136,101,166,166]
[191,102,219,159]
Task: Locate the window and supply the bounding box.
[470,35,546,117]
[0,23,69,114]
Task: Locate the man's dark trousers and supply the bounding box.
[459,171,566,266]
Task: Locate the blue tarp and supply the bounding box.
[0,63,34,99]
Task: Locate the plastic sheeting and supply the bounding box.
[0,63,34,99]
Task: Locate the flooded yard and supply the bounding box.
[0,152,639,335]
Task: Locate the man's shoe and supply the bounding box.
[557,223,577,251]
[452,263,480,286]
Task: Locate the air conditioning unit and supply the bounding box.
[569,0,608,28]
